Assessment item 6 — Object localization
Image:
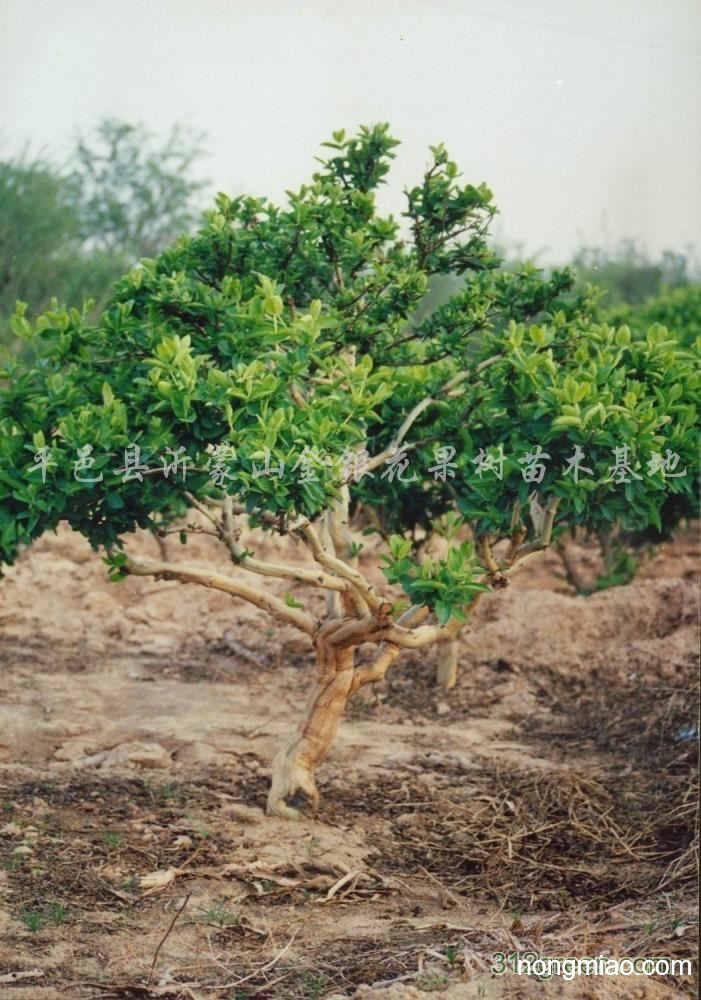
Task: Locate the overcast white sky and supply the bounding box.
[1,0,700,263]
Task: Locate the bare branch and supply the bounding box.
[184,491,219,526]
[329,604,393,648]
[386,617,462,649]
[505,496,561,574]
[303,524,382,613]
[124,554,316,635]
[397,604,430,627]
[351,641,401,691]
[218,495,347,593]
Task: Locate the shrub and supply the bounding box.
[607,283,701,351]
[1,126,698,817]
[552,283,701,594]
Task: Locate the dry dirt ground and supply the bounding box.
[0,525,698,999]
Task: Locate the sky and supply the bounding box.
[1,0,700,264]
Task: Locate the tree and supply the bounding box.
[0,154,94,328]
[0,120,206,343]
[571,239,697,309]
[71,119,206,258]
[1,126,697,817]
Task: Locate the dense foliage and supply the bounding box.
[607,283,701,351]
[1,126,698,600]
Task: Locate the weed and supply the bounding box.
[443,943,459,966]
[197,904,241,927]
[121,874,140,894]
[19,901,69,932]
[101,831,122,849]
[301,972,328,999]
[158,782,183,802]
[19,909,45,933]
[45,902,69,926]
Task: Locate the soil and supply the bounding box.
[0,524,698,999]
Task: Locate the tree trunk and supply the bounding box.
[267,638,355,819]
[555,539,589,595]
[435,638,459,689]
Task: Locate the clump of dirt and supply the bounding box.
[0,524,698,998]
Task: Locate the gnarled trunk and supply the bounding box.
[267,637,355,819]
[435,637,459,689]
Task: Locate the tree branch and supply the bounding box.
[217,495,347,593]
[303,524,382,613]
[505,496,561,574]
[351,641,401,691]
[364,355,500,474]
[386,617,462,649]
[124,554,316,635]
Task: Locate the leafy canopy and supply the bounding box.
[1,125,698,623]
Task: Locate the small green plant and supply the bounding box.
[4,856,20,873]
[301,972,328,999]
[197,904,242,927]
[18,902,67,933]
[101,831,123,849]
[158,782,183,802]
[45,902,69,926]
[20,909,46,933]
[121,874,139,894]
[417,971,449,991]
[443,942,459,966]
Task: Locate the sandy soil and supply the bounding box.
[0,524,698,999]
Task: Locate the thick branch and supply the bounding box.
[351,641,401,691]
[303,524,382,613]
[386,617,462,649]
[124,554,316,635]
[218,495,347,593]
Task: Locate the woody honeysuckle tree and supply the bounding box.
[1,125,698,817]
